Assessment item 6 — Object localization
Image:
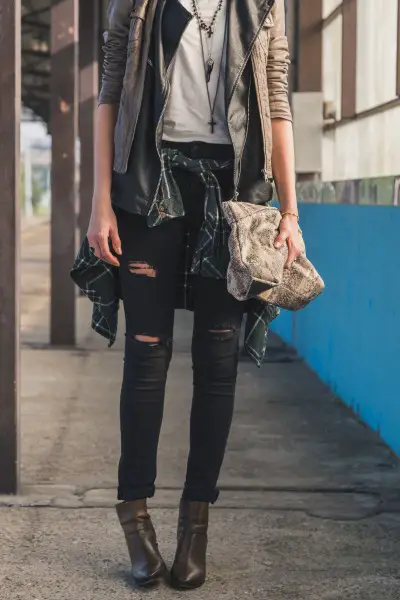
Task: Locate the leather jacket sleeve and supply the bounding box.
[98,0,133,105]
[267,0,292,121]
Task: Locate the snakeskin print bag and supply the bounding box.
[221,198,325,311]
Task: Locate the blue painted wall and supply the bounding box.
[271,204,400,455]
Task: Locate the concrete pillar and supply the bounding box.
[79,0,99,240]
[50,0,79,346]
[0,0,21,494]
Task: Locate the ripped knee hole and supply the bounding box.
[207,329,235,341]
[209,330,233,333]
[134,335,161,345]
[128,262,157,278]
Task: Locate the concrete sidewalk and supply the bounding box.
[1,221,400,599]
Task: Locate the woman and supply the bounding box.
[74,0,301,590]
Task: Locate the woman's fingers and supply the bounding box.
[96,231,120,266]
[89,239,101,259]
[274,231,289,248]
[284,238,302,269]
[110,227,122,256]
[275,216,303,268]
[285,248,297,269]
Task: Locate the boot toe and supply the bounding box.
[134,563,166,587]
[170,556,206,590]
[170,570,205,590]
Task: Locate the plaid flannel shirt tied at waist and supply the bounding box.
[147,148,232,278]
[70,148,280,366]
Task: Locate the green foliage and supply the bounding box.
[20,161,48,215]
[20,164,25,207]
[31,175,44,211]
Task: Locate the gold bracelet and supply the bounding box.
[281,211,299,221]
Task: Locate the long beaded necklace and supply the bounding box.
[191,0,227,133]
[191,0,224,82]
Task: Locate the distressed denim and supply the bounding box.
[116,155,244,503]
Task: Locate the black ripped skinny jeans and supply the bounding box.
[116,143,244,504]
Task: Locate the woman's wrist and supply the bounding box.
[276,195,298,218]
[280,210,299,221]
[279,211,302,234]
[93,188,112,208]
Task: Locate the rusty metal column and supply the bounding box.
[79,0,99,240]
[51,0,79,346]
[0,0,21,494]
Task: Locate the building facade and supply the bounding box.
[274,0,400,454]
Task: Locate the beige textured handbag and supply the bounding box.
[221,199,325,311]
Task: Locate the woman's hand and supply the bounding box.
[87,198,122,267]
[274,214,303,269]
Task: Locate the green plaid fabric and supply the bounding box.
[148,148,232,278]
[70,148,279,367]
[71,237,120,347]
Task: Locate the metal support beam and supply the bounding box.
[79,0,99,240]
[22,19,50,30]
[23,6,50,20]
[50,0,79,345]
[22,49,50,58]
[0,0,21,494]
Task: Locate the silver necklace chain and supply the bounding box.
[191,0,224,82]
[191,0,224,38]
[195,6,228,133]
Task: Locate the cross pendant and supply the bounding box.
[208,117,217,133]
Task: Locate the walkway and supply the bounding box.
[1,220,400,599]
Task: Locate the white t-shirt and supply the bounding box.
[162,0,231,144]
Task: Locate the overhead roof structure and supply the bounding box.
[21,0,106,125]
[22,0,51,123]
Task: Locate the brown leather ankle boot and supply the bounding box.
[116,500,166,587]
[170,499,209,590]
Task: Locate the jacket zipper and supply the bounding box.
[227,1,274,199]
